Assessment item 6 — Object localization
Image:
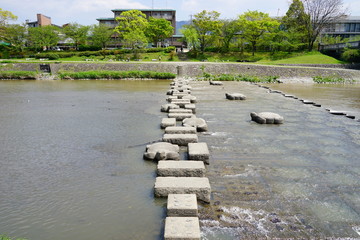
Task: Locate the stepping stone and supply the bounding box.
[163,134,198,146]
[164,217,200,240]
[302,99,314,104]
[144,142,180,161]
[270,90,283,94]
[182,95,197,103]
[161,103,180,112]
[209,80,223,85]
[172,92,190,98]
[168,113,194,121]
[169,109,193,114]
[161,118,176,129]
[284,94,295,98]
[157,161,206,177]
[170,99,191,107]
[188,143,210,164]
[165,126,196,134]
[183,117,208,132]
[329,110,346,115]
[167,194,198,217]
[250,112,284,124]
[346,114,356,119]
[313,103,322,107]
[167,96,178,102]
[185,104,196,114]
[155,177,211,203]
[225,93,246,100]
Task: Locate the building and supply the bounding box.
[97,9,176,33]
[97,9,183,47]
[26,14,53,28]
[322,16,360,39]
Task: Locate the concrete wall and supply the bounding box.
[2,62,360,80]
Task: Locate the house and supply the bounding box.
[26,14,61,28]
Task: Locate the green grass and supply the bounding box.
[198,72,279,83]
[0,71,37,79]
[0,235,27,240]
[312,76,354,83]
[258,51,344,65]
[58,70,176,80]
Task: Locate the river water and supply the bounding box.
[0,80,359,240]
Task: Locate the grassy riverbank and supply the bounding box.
[58,70,176,80]
[0,71,37,79]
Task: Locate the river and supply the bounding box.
[0,80,359,240]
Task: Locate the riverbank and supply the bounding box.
[1,62,360,82]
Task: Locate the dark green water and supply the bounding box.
[0,80,170,240]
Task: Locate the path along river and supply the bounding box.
[0,80,359,240]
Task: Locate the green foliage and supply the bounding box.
[199,72,279,83]
[0,235,27,240]
[341,49,360,62]
[28,25,60,51]
[181,25,200,51]
[313,76,350,83]
[2,24,27,51]
[58,70,176,79]
[63,23,90,49]
[192,10,224,53]
[0,8,17,26]
[90,24,114,49]
[0,71,37,79]
[238,11,280,56]
[146,17,174,46]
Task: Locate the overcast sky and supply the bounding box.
[2,0,360,26]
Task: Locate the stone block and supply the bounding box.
[164,217,200,240]
[167,96,179,102]
[188,143,210,164]
[163,134,198,146]
[161,118,176,129]
[168,113,194,121]
[182,95,197,103]
[170,99,191,107]
[161,103,180,112]
[172,92,190,98]
[157,161,206,177]
[169,109,193,114]
[209,80,223,85]
[250,112,284,124]
[183,117,208,132]
[155,177,211,203]
[165,126,197,134]
[167,194,198,217]
[144,142,180,161]
[225,93,246,100]
[184,104,196,114]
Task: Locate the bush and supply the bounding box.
[0,71,37,79]
[35,52,60,60]
[199,72,278,83]
[78,45,102,51]
[341,49,360,62]
[313,76,351,83]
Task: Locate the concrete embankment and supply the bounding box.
[2,62,360,80]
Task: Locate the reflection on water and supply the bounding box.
[0,80,170,240]
[191,81,360,239]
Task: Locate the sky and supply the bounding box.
[2,0,360,26]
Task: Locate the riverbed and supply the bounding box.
[0,80,359,240]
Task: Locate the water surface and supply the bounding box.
[0,80,170,240]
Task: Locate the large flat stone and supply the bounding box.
[161,118,176,129]
[155,177,211,203]
[169,109,193,114]
[188,143,210,164]
[170,99,191,107]
[168,113,194,121]
[184,104,196,114]
[164,217,200,240]
[165,126,197,134]
[167,194,198,217]
[163,134,198,146]
[157,161,206,177]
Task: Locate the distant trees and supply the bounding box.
[63,23,90,50]
[90,24,113,49]
[28,25,60,50]
[146,17,174,47]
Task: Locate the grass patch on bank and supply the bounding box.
[0,71,37,79]
[198,72,279,83]
[0,235,27,240]
[258,51,344,65]
[313,76,354,83]
[58,70,176,80]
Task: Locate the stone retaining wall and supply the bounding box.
[2,62,360,80]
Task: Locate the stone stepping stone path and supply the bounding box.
[144,76,212,239]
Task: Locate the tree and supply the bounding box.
[0,8,17,41]
[238,11,280,56]
[3,24,26,51]
[90,24,113,49]
[28,25,60,50]
[302,0,346,50]
[281,0,309,50]
[63,23,90,50]
[192,10,223,53]
[115,10,148,49]
[146,17,173,47]
[181,25,200,51]
[220,19,242,52]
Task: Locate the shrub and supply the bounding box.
[0,71,37,79]
[199,72,278,83]
[341,49,360,62]
[313,76,351,83]
[58,70,176,80]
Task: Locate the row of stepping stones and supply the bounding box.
[211,81,285,124]
[253,83,358,121]
[144,78,211,240]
